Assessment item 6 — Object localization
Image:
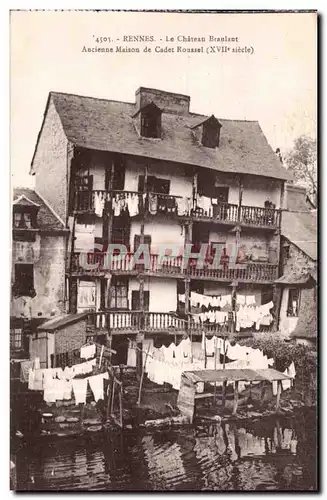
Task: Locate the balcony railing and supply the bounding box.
[192,202,239,224]
[240,205,281,228]
[189,262,278,282]
[70,251,278,283]
[87,311,274,336]
[73,188,280,229]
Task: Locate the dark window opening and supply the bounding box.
[111,156,125,191]
[13,264,35,297]
[282,244,290,261]
[13,208,37,230]
[141,112,161,138]
[131,290,150,311]
[110,277,128,310]
[287,288,300,317]
[262,288,274,305]
[202,122,220,149]
[134,234,152,253]
[138,175,170,195]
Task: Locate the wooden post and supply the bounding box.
[137,343,151,406]
[280,180,285,212]
[276,380,282,413]
[231,282,237,335]
[103,156,115,248]
[232,381,239,415]
[193,172,198,210]
[237,175,243,222]
[69,278,78,314]
[136,165,147,378]
[222,380,227,408]
[213,338,217,406]
[99,345,104,369]
[106,368,114,421]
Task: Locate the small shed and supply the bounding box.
[177,368,292,423]
[29,313,89,368]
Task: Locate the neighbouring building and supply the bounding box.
[275,184,317,344]
[28,87,292,366]
[10,188,68,359]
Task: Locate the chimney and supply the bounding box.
[285,183,310,211]
[135,87,190,115]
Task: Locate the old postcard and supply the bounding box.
[10,10,317,492]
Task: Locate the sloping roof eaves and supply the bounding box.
[282,211,317,261]
[48,91,291,181]
[37,313,88,332]
[275,271,317,285]
[13,188,65,231]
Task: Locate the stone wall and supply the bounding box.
[33,97,69,222]
[55,320,87,355]
[11,234,66,319]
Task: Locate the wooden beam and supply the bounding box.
[232,381,239,415]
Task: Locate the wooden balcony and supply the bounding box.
[189,262,278,283]
[87,311,274,336]
[240,205,281,228]
[69,251,278,283]
[73,188,280,229]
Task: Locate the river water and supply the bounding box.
[14,411,317,492]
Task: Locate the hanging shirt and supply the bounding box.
[148,194,158,215]
[176,197,187,216]
[72,378,88,405]
[94,192,105,217]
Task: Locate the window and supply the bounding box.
[141,109,161,138]
[10,328,22,350]
[134,234,152,252]
[287,288,300,317]
[282,244,290,261]
[131,290,150,311]
[138,175,170,194]
[13,211,34,229]
[110,277,128,310]
[200,117,222,149]
[13,264,35,297]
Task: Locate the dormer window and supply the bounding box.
[133,102,162,139]
[191,115,222,149]
[12,195,40,241]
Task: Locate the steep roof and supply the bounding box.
[13,187,66,231]
[282,210,317,261]
[39,91,291,181]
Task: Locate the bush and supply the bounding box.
[237,333,317,383]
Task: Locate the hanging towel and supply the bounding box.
[28,369,35,390]
[88,373,106,402]
[72,378,88,405]
[80,344,96,360]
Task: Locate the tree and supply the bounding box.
[284,135,317,208]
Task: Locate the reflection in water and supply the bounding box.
[15,413,317,491]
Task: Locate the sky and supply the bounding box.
[10,10,317,188]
